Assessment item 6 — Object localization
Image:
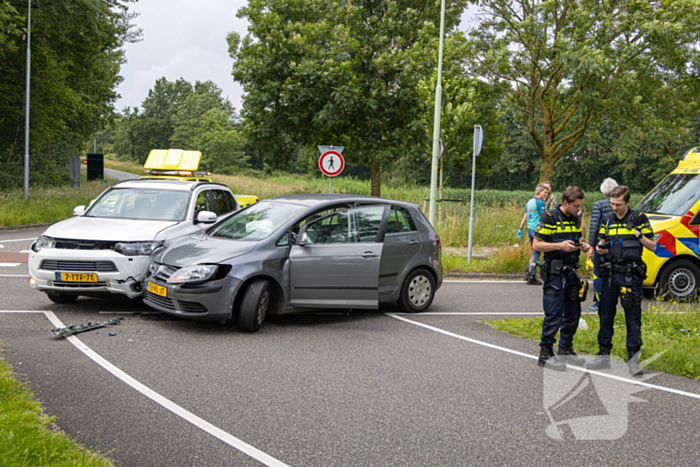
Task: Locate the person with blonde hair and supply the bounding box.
[586,177,618,313]
[518,183,550,285]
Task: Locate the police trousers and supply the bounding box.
[598,272,643,353]
[540,270,582,348]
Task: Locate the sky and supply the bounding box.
[114,1,479,113]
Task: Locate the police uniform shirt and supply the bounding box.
[597,209,653,263]
[534,206,582,264]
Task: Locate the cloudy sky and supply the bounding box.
[115,1,477,113]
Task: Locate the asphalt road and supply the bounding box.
[1,228,699,466]
[104,167,139,181]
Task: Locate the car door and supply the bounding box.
[379,206,421,297]
[289,205,389,309]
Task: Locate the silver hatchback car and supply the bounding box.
[143,194,443,332]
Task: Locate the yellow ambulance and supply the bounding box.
[141,149,259,208]
[636,146,700,299]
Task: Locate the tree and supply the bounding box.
[111,79,248,172]
[229,0,469,196]
[463,0,700,183]
[0,0,139,188]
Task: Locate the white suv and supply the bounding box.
[28,179,239,304]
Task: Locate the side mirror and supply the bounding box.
[73,205,86,216]
[196,211,217,224]
[297,231,308,246]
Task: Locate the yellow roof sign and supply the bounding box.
[144,149,202,171]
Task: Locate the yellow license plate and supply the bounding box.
[56,272,98,282]
[147,281,167,298]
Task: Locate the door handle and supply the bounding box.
[409,240,419,246]
[362,251,378,258]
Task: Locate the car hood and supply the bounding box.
[44,217,178,242]
[161,234,257,266]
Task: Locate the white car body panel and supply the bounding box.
[28,179,238,299]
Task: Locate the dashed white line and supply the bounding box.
[401,312,543,315]
[386,312,700,401]
[0,274,28,278]
[0,310,290,467]
[0,237,37,243]
[444,280,524,283]
[0,263,20,267]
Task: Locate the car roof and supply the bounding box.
[266,193,418,209]
[108,179,227,192]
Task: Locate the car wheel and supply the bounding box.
[657,260,699,301]
[397,268,436,313]
[46,292,79,304]
[238,279,271,332]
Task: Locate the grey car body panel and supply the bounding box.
[143,194,443,321]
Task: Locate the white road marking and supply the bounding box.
[0,274,28,278]
[0,245,4,248]
[0,237,37,243]
[19,250,30,253]
[444,280,525,283]
[0,263,20,267]
[400,312,542,315]
[0,310,290,467]
[386,313,700,401]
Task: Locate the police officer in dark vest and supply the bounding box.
[533,186,591,371]
[587,185,655,376]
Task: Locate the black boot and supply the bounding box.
[526,272,542,286]
[558,346,586,366]
[587,347,611,370]
[627,350,644,377]
[538,345,566,371]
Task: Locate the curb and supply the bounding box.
[0,223,52,232]
[445,272,592,281]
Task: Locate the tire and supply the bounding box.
[46,292,79,304]
[238,279,271,332]
[397,268,436,313]
[657,259,700,301]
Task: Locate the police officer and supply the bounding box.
[533,186,591,371]
[587,186,655,376]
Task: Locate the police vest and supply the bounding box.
[539,208,583,264]
[599,210,647,264]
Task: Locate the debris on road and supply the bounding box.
[50,317,123,338]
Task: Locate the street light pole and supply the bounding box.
[428,0,446,226]
[24,0,31,200]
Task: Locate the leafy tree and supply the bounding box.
[229,0,469,196]
[111,78,248,172]
[463,0,700,183]
[0,0,139,189]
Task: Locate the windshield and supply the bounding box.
[635,173,700,217]
[209,201,306,241]
[85,188,190,221]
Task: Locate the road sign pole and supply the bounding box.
[428,0,446,226]
[468,125,483,262]
[24,0,31,200]
[467,154,476,262]
[329,177,332,194]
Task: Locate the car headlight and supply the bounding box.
[31,236,56,252]
[114,241,163,256]
[167,265,218,284]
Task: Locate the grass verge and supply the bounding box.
[0,353,113,466]
[488,303,700,379]
[0,177,117,228]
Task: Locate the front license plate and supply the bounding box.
[147,281,167,298]
[56,272,98,282]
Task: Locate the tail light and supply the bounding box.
[435,234,442,250]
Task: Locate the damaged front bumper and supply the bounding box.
[28,249,153,299]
